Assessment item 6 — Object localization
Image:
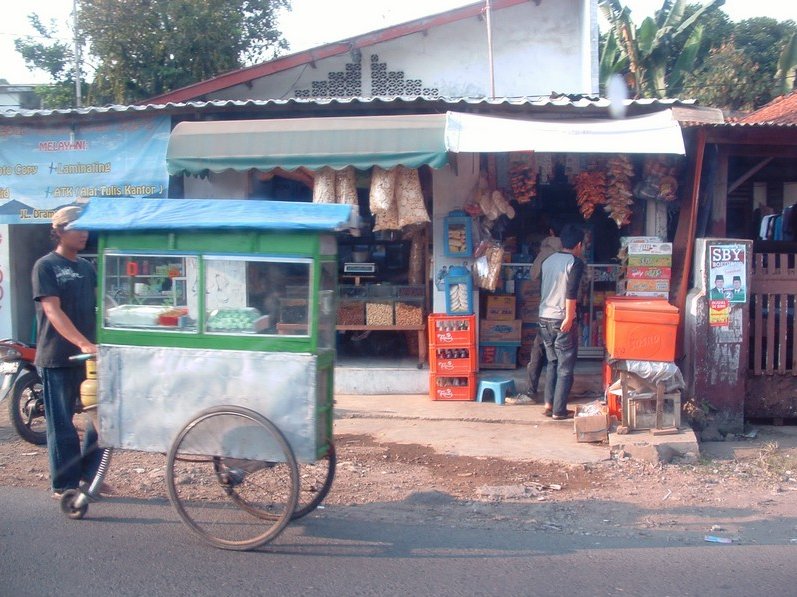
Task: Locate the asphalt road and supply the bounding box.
[1,486,794,597]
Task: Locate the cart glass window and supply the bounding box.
[103,254,199,332]
[204,256,312,336]
[318,261,336,350]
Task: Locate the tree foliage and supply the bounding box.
[599,0,725,98]
[13,15,83,109]
[600,1,797,111]
[15,0,290,107]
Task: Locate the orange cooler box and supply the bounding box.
[605,298,679,361]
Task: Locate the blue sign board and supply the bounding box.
[0,115,170,224]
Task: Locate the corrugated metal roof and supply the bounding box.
[1,95,696,121]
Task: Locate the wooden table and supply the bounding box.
[336,324,427,368]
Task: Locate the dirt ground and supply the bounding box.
[2,404,797,543]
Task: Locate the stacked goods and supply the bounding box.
[635,156,679,202]
[447,225,468,254]
[472,241,504,292]
[369,166,430,231]
[395,302,423,326]
[617,237,673,298]
[604,155,635,228]
[574,168,607,219]
[337,301,365,325]
[516,277,541,366]
[366,302,394,326]
[479,295,522,369]
[508,156,537,203]
[428,314,477,400]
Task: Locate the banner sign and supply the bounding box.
[0,116,170,224]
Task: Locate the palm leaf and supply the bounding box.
[775,33,797,95]
[669,23,705,94]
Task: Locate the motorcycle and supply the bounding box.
[0,339,46,445]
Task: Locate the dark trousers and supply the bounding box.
[538,318,579,417]
[40,366,100,492]
[526,332,546,394]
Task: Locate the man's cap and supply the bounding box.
[715,275,724,281]
[52,206,82,229]
[733,276,741,282]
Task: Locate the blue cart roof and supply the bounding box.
[70,197,355,232]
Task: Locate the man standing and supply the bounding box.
[537,224,585,420]
[32,206,99,499]
[710,275,726,300]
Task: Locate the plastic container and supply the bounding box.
[443,210,473,257]
[430,347,477,375]
[428,314,476,346]
[429,373,476,401]
[444,266,473,315]
[604,297,679,361]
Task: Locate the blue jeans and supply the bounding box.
[538,318,579,417]
[40,366,100,492]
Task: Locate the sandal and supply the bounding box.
[543,407,553,417]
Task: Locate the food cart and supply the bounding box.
[60,197,355,550]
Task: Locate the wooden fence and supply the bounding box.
[750,252,796,375]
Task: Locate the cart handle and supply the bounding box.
[69,353,97,362]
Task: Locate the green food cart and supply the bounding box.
[62,196,355,550]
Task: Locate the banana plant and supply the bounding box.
[599,0,725,98]
[775,33,797,95]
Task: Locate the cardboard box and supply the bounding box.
[626,266,672,279]
[624,291,670,299]
[480,319,522,342]
[619,279,671,293]
[625,254,673,267]
[518,300,540,323]
[620,236,662,247]
[478,342,520,369]
[485,295,516,320]
[626,242,672,255]
[517,279,541,300]
[574,403,609,443]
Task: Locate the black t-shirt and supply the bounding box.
[32,252,97,367]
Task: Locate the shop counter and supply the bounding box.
[335,323,427,368]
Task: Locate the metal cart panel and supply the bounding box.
[97,344,322,462]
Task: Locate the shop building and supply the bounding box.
[1,0,725,401]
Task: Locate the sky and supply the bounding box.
[1,0,795,85]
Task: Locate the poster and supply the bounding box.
[0,116,170,224]
[709,299,730,327]
[708,243,747,304]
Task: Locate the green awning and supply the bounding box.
[166,113,449,175]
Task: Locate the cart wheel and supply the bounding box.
[166,406,299,551]
[217,441,336,521]
[292,441,336,520]
[60,489,88,520]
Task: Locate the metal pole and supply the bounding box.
[485,0,496,99]
[73,0,81,107]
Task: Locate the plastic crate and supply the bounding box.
[428,314,476,346]
[429,373,476,401]
[430,346,478,375]
[478,342,520,369]
[604,297,679,361]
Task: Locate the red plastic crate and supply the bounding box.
[430,346,478,375]
[428,314,476,347]
[429,373,476,401]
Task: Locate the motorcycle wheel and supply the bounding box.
[8,370,47,445]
